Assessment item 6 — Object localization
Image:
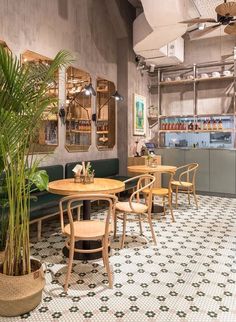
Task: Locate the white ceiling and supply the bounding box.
[192,0,228,18]
[191,0,236,39]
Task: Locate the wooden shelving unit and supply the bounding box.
[154,60,236,148]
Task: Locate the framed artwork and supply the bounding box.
[133,93,146,136]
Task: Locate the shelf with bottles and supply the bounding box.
[159,115,234,133]
[66,119,91,133]
[96,120,109,133]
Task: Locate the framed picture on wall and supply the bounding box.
[133,93,146,136]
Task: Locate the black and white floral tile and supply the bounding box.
[3,194,236,322]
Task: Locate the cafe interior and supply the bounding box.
[0,0,236,321]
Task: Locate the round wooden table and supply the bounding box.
[48,178,125,260]
[127,164,177,174]
[127,164,177,213]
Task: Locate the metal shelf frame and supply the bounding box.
[154,57,236,148]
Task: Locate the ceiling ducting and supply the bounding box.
[133,0,199,66]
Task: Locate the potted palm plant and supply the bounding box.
[0,46,71,316]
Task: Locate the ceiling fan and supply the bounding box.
[181,0,236,39]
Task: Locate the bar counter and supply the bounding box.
[154,148,236,196]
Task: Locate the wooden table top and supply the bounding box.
[48,178,125,196]
[127,164,177,174]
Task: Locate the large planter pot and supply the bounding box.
[0,259,45,317]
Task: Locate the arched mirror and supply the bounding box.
[21,50,59,153]
[96,78,116,150]
[65,67,93,152]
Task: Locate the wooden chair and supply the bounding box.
[144,171,175,222]
[114,174,156,249]
[171,163,199,209]
[59,194,117,292]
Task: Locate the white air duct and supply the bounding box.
[133,0,199,66]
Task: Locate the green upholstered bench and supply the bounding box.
[65,158,136,192]
[30,164,81,240]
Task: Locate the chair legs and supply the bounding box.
[121,214,127,249]
[168,195,175,222]
[175,186,179,208]
[64,238,75,292]
[174,186,198,209]
[187,189,191,205]
[147,212,157,245]
[102,237,113,288]
[193,188,198,209]
[113,212,117,239]
[138,214,143,235]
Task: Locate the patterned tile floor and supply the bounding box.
[3,194,236,322]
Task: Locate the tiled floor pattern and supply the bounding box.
[3,195,236,322]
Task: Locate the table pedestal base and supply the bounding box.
[151,204,164,214]
[63,241,110,261]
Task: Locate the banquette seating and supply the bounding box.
[30,158,135,240]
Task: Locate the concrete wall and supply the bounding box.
[0,0,120,166]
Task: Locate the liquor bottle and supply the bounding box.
[212,119,217,130]
[203,119,207,130]
[207,119,212,130]
[188,121,193,130]
[218,119,223,130]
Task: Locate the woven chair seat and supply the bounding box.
[171,180,193,187]
[64,220,111,239]
[143,187,169,196]
[115,201,148,213]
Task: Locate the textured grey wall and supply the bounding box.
[0,0,120,166]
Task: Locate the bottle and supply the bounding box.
[203,119,207,131]
[207,119,211,130]
[218,119,223,130]
[188,121,193,130]
[212,119,217,130]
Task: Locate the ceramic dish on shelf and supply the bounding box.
[200,73,209,78]
[211,71,220,78]
[223,70,232,76]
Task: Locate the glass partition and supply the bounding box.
[96,78,116,150]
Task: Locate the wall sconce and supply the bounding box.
[92,90,124,122]
[63,83,96,121]
[84,83,96,96]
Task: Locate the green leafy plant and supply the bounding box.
[0,46,72,276]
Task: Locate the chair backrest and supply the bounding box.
[59,194,118,239]
[161,171,175,194]
[176,163,199,185]
[124,174,155,212]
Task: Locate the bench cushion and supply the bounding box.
[30,193,82,221]
[38,165,63,182]
[90,158,119,178]
[65,158,119,178]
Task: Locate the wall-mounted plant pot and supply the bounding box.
[0,259,45,317]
